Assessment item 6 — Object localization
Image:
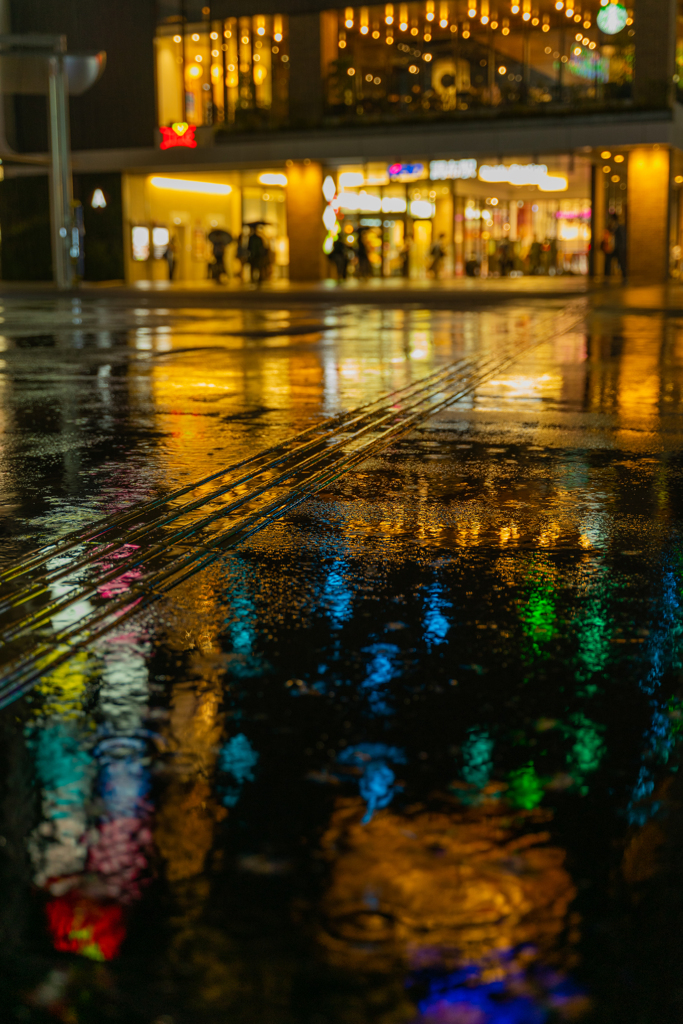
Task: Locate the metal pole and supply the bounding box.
[47,40,72,290]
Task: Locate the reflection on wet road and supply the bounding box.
[1,296,683,1022]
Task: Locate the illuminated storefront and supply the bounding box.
[114,2,683,285]
[319,153,595,279]
[123,169,288,283]
[6,0,681,285]
[121,149,635,282]
[133,4,683,284]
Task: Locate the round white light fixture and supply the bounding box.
[596,3,627,34]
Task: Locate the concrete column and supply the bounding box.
[590,164,605,277]
[453,193,464,276]
[288,13,324,128]
[633,0,676,107]
[286,161,324,281]
[626,146,670,282]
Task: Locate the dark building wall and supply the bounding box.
[0,175,51,281]
[212,0,342,14]
[9,0,156,151]
[73,173,125,282]
[0,172,123,282]
[288,13,324,127]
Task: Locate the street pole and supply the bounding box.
[0,34,104,290]
[47,37,72,290]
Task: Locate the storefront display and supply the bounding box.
[155,11,289,133]
[322,0,635,125]
[123,169,287,284]
[122,152,609,284]
[318,154,591,281]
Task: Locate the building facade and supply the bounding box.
[2,0,683,283]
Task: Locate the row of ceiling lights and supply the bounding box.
[339,1,632,33]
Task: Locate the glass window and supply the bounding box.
[155,9,289,132]
[323,0,634,125]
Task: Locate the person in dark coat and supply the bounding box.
[207,229,233,283]
[247,227,268,284]
[614,220,627,278]
[329,236,350,280]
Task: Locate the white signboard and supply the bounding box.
[478,163,568,191]
[430,158,478,180]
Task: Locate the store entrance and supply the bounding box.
[330,154,593,281]
[123,170,288,285]
[458,196,590,278]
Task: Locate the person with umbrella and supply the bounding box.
[207,228,233,284]
[246,222,270,284]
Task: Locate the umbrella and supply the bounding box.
[242,220,271,228]
[208,229,233,246]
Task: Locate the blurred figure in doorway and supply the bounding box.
[465,254,480,277]
[528,237,542,275]
[602,218,617,277]
[614,218,627,278]
[165,234,177,281]
[498,239,513,276]
[429,233,446,278]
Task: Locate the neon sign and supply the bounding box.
[159,122,197,150]
[387,162,425,182]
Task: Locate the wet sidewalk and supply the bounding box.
[4,275,683,316]
[1,292,683,1023]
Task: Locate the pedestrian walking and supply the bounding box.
[207,228,233,284]
[601,220,617,277]
[247,226,268,284]
[429,233,446,278]
[165,234,177,281]
[329,236,350,280]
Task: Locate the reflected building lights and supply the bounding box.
[335,743,407,821]
[319,799,578,974]
[217,733,259,806]
[422,581,452,647]
[360,642,401,715]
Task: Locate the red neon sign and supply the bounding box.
[160,122,197,150]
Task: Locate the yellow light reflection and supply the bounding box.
[319,798,577,972]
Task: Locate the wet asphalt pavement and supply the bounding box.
[1,293,683,1022]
